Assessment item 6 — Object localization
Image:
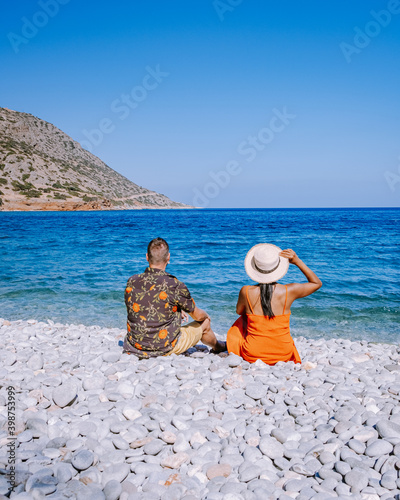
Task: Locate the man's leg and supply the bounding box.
[199,318,226,353]
[167,319,227,356]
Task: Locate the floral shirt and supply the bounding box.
[124,267,196,358]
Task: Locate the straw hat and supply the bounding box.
[244,243,289,284]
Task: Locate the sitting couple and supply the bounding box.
[123,238,322,364]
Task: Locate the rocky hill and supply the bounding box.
[0,107,189,211]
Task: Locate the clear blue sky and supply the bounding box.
[1,0,399,207]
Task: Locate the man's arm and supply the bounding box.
[189,305,210,323]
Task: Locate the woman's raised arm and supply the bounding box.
[280,249,322,300]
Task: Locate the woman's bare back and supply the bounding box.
[245,284,290,316]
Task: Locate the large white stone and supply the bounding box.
[52,382,77,408]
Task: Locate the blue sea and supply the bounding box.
[0,208,399,344]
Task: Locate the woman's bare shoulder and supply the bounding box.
[237,285,249,297]
[272,283,286,295]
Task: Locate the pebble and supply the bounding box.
[71,449,94,470]
[259,437,284,459]
[103,479,122,500]
[143,439,164,455]
[52,382,77,407]
[29,478,58,496]
[348,438,366,454]
[17,430,34,443]
[334,461,350,476]
[122,405,142,421]
[161,452,189,469]
[227,354,243,367]
[66,438,85,451]
[103,351,121,363]
[344,469,369,491]
[365,439,393,457]
[1,319,400,500]
[206,464,232,480]
[100,465,128,488]
[284,478,304,492]
[245,383,266,400]
[173,433,190,452]
[239,465,262,482]
[161,431,177,444]
[27,353,43,371]
[83,376,105,391]
[318,451,336,464]
[376,419,400,440]
[112,435,129,450]
[54,463,74,483]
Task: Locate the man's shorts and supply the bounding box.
[165,321,203,356]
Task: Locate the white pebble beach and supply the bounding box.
[1,318,400,500]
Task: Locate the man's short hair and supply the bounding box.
[147,238,169,265]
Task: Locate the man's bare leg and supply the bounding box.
[199,318,226,353]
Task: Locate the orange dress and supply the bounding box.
[226,285,301,365]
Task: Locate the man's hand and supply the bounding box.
[181,311,189,323]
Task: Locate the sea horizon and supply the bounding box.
[1,206,399,213]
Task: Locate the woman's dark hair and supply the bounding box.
[259,283,275,318]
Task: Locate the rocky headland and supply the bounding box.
[0,108,189,211]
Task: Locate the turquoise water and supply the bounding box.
[0,208,399,344]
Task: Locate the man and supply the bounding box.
[123,238,226,358]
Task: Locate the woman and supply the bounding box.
[227,243,322,365]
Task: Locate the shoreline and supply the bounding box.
[0,206,194,213]
[1,318,400,499]
[0,316,398,349]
